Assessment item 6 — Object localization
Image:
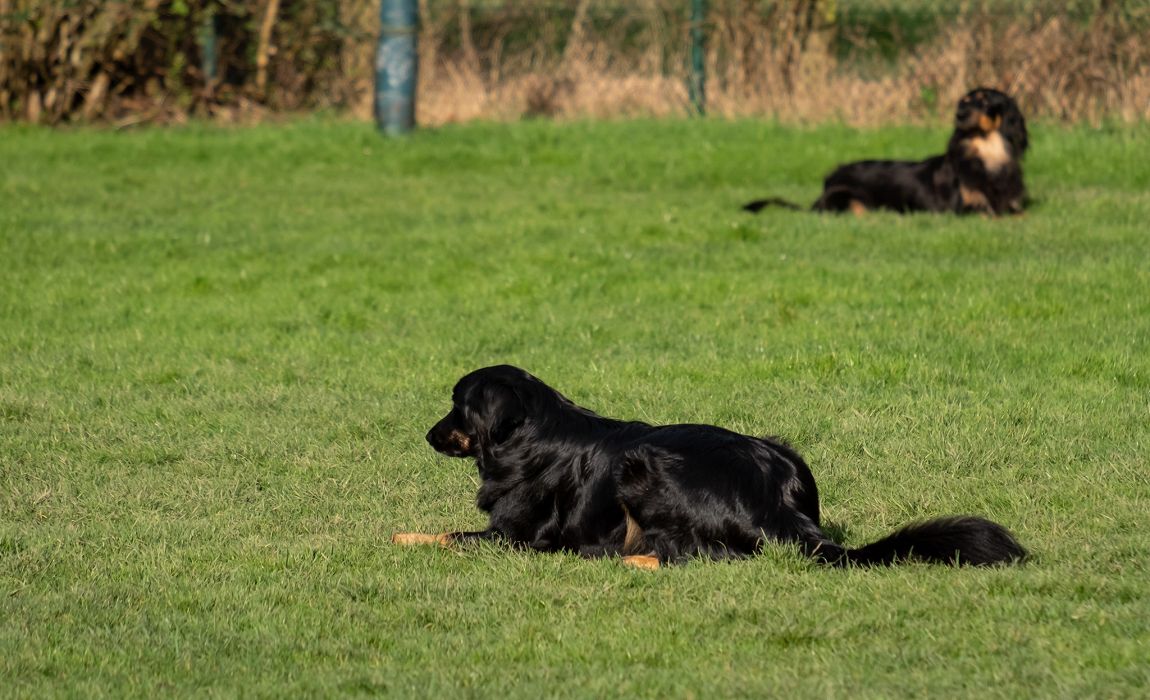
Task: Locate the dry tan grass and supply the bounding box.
[3,1,1147,126]
[408,11,1150,128]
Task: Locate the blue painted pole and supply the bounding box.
[688,0,706,116]
[198,10,218,96]
[375,0,419,135]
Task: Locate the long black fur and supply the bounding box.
[743,87,1028,216]
[423,365,1027,567]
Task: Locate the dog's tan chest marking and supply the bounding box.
[967,130,1011,173]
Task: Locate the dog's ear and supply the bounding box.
[989,92,1028,156]
[466,381,526,446]
[1002,103,1029,156]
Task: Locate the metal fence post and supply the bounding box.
[198,8,218,97]
[375,0,419,135]
[688,0,707,116]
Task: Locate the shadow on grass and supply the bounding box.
[822,520,853,545]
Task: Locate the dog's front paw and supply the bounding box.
[621,554,661,570]
[391,532,453,546]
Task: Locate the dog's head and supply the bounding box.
[954,87,1028,156]
[426,365,532,458]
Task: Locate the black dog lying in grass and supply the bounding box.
[393,365,1027,569]
[744,88,1028,216]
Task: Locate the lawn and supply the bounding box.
[2,117,1148,697]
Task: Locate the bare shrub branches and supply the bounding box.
[0,0,1146,126]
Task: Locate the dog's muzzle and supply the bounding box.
[426,423,474,457]
[955,107,980,129]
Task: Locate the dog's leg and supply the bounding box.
[619,508,660,569]
[621,507,648,555]
[391,529,501,547]
[391,532,454,546]
[959,185,994,216]
[450,529,500,544]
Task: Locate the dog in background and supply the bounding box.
[743,88,1029,216]
[393,365,1027,569]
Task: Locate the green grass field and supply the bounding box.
[2,118,1149,697]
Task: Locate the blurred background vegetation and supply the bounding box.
[1,0,1147,126]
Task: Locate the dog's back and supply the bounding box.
[814,156,958,213]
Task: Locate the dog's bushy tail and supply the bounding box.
[742,196,804,213]
[803,516,1027,567]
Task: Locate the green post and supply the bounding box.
[375,0,419,135]
[198,9,218,96]
[688,0,706,116]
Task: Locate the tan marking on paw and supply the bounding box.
[622,555,661,570]
[960,185,992,212]
[391,532,453,546]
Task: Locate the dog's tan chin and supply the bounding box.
[448,429,473,454]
